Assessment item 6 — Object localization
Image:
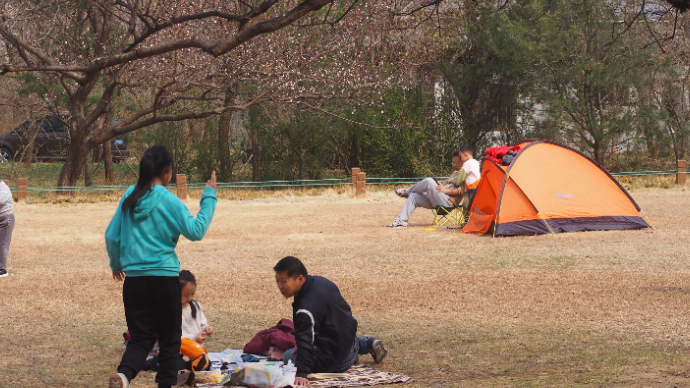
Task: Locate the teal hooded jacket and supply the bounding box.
[106,185,217,277]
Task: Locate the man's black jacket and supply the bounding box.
[292,275,358,378]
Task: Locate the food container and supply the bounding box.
[194,369,222,384]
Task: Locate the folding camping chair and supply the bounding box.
[432,205,465,227]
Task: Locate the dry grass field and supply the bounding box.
[2,187,690,387]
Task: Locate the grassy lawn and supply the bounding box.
[0,162,351,189]
[0,162,139,187]
[0,162,680,208]
[2,187,690,387]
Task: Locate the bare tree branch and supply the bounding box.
[1,0,333,78]
[90,90,273,144]
[292,100,396,129]
[0,24,85,81]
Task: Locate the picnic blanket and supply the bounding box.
[195,364,413,388]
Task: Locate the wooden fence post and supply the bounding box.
[176,174,187,200]
[18,178,28,201]
[2,180,8,187]
[356,172,366,196]
[351,167,361,190]
[677,160,686,186]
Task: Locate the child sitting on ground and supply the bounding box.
[180,270,214,371]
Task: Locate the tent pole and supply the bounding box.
[640,210,656,229]
[538,212,555,235]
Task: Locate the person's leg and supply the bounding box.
[421,181,451,208]
[152,276,182,388]
[394,193,432,225]
[0,213,15,273]
[282,347,297,366]
[396,177,439,197]
[353,336,387,363]
[406,178,436,195]
[355,337,369,355]
[462,190,477,219]
[365,337,388,363]
[117,277,159,383]
[404,177,452,207]
[332,343,358,373]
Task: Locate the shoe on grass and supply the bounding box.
[394,188,408,198]
[0,269,8,278]
[459,215,469,228]
[366,337,388,364]
[109,373,129,388]
[386,219,407,228]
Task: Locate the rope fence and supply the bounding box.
[609,170,676,176]
[9,160,689,200]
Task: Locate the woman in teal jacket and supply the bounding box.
[106,145,217,388]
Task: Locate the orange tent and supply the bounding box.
[462,140,650,236]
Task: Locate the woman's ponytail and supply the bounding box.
[122,145,173,216]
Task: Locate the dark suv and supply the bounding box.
[0,115,129,162]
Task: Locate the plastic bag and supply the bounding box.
[282,360,297,386]
[238,362,294,388]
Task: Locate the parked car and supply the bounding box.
[0,114,129,162]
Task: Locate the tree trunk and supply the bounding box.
[678,121,688,160]
[57,128,89,193]
[348,133,359,171]
[84,152,93,186]
[298,152,304,180]
[22,116,40,167]
[592,140,604,165]
[644,126,657,157]
[249,106,261,181]
[217,86,236,182]
[57,76,99,193]
[104,139,114,183]
[669,125,680,162]
[251,126,260,181]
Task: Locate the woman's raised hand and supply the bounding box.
[206,171,216,189]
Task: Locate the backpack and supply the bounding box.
[180,337,210,371]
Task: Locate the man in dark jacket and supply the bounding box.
[274,256,387,386]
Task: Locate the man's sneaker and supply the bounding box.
[109,373,129,388]
[142,354,158,371]
[366,337,388,364]
[0,269,8,278]
[394,188,408,198]
[386,219,407,228]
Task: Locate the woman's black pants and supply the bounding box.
[118,276,181,387]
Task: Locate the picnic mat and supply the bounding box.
[195,364,413,388]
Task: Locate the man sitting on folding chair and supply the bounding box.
[386,151,465,228]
